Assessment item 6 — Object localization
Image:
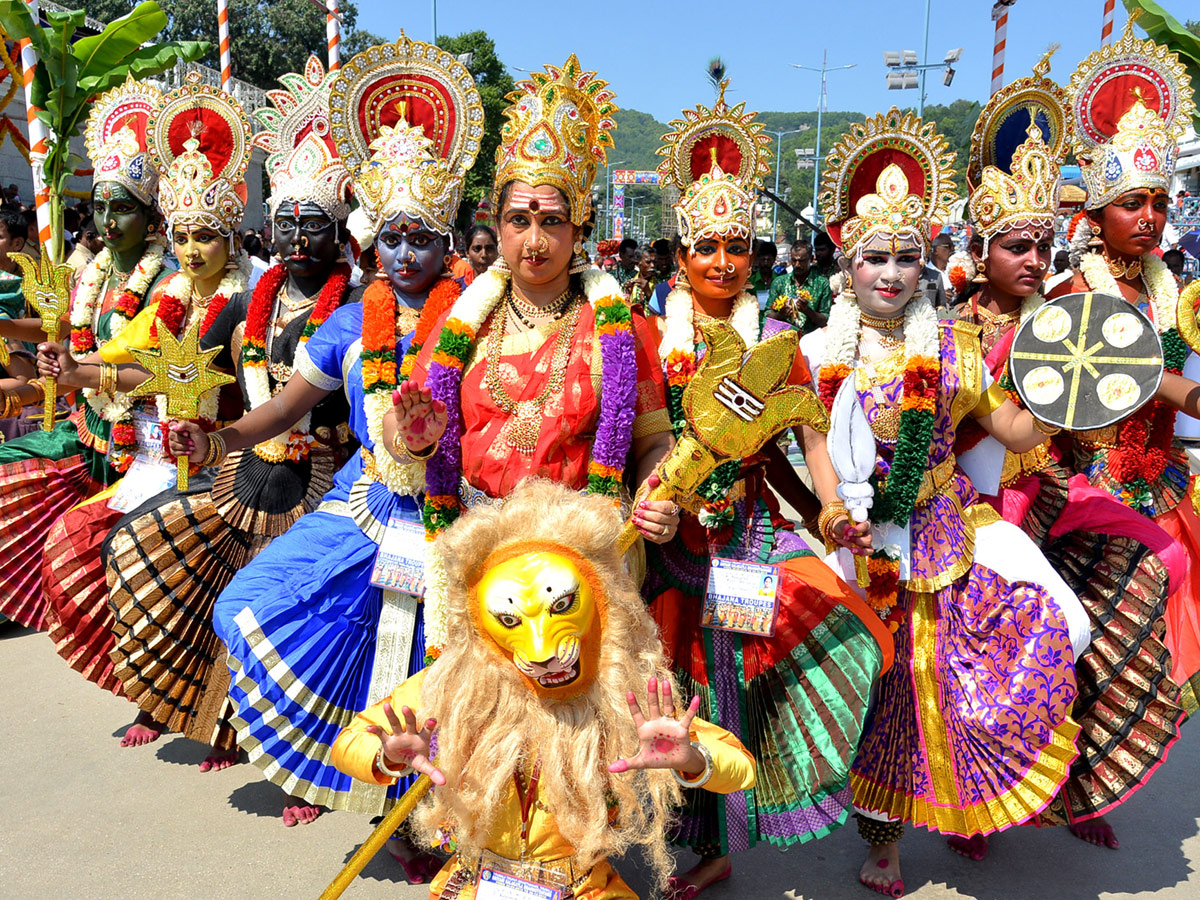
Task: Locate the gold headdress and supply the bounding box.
[492,55,617,226]
[1068,15,1194,210]
[968,50,1072,246]
[657,79,771,247]
[146,73,252,234]
[84,77,162,207]
[254,55,351,222]
[329,33,483,241]
[818,107,957,258]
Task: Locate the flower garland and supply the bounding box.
[816,289,940,529]
[242,262,352,462]
[1080,249,1187,507]
[361,275,462,497]
[660,285,760,529]
[420,266,636,658]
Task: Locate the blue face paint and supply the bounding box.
[375,213,446,301]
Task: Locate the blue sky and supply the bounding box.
[356,0,1143,120]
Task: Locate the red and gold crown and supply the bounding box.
[493,55,617,226]
[146,73,252,234]
[968,50,1071,244]
[84,77,162,207]
[254,55,351,222]
[1068,16,1194,210]
[819,107,957,257]
[657,80,771,247]
[329,33,483,240]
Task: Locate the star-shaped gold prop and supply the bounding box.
[127,317,234,490]
[618,320,829,553]
[9,252,73,430]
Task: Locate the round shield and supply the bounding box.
[1009,292,1163,431]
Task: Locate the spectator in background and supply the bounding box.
[812,230,837,278]
[748,240,776,297]
[1054,249,1071,274]
[652,237,673,281]
[66,216,102,288]
[20,207,38,259]
[4,184,21,207]
[241,231,271,287]
[766,240,831,333]
[0,205,27,319]
[62,207,79,252]
[930,231,954,292]
[1164,248,1192,287]
[626,248,660,307]
[613,237,639,289]
[462,224,498,285]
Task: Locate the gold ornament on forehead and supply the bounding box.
[127,317,235,490]
[10,252,73,430]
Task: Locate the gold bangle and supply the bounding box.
[28,379,46,406]
[203,430,228,468]
[817,500,848,546]
[99,362,118,395]
[0,389,15,418]
[1032,416,1061,437]
[391,426,438,462]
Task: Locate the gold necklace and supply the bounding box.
[860,310,905,352]
[484,296,583,454]
[1104,253,1142,280]
[508,285,572,320]
[279,284,319,313]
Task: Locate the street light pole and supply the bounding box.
[791,53,856,228]
[764,128,804,238]
[431,0,437,44]
[919,0,931,116]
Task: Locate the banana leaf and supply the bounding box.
[1124,0,1200,132]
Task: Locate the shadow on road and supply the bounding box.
[228,778,291,819]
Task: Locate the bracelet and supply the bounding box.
[391,426,438,462]
[0,389,15,418]
[202,430,228,468]
[1032,416,1061,437]
[99,362,120,395]
[375,743,413,780]
[672,740,714,790]
[28,379,46,406]
[817,500,848,547]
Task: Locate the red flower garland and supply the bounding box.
[400,277,463,379]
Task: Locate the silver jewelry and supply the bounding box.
[672,740,714,789]
[375,743,413,779]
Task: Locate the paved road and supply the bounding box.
[3,620,1199,900]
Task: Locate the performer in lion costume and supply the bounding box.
[332,479,757,899]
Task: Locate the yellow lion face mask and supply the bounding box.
[470,543,606,699]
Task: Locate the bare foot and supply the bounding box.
[666,855,731,899]
[947,833,989,861]
[119,711,162,747]
[859,842,903,897]
[198,748,239,773]
[1070,816,1120,849]
[385,832,443,884]
[282,800,321,826]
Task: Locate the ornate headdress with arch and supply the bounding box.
[254,55,351,222]
[656,80,771,247]
[1067,16,1194,210]
[818,107,957,258]
[146,73,252,235]
[968,50,1072,248]
[84,77,163,207]
[329,33,483,243]
[492,55,617,226]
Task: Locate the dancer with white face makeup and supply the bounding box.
[799,108,1091,898]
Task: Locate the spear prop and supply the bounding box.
[9,251,70,429]
[126,317,234,490]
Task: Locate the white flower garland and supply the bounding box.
[658,286,761,361]
[1079,250,1178,333]
[74,242,167,422]
[420,265,625,653]
[820,289,939,369]
[150,263,249,431]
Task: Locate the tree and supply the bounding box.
[434,30,514,234]
[0,0,208,260]
[84,0,385,91]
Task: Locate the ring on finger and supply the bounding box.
[660,523,669,536]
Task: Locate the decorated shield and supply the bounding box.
[1010,292,1163,431]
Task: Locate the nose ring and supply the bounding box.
[523,235,550,255]
[406,251,417,263]
[722,262,736,275]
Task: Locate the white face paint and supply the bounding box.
[850,232,924,318]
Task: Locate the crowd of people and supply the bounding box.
[1,19,1199,900]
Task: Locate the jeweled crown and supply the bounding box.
[254,55,351,222]
[492,55,617,225]
[355,123,461,236]
[1068,16,1194,210]
[819,107,957,257]
[657,80,771,246]
[84,78,162,207]
[968,52,1070,244]
[147,73,252,234]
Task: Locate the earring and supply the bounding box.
[1087,224,1104,253]
[573,239,583,255]
[972,262,988,285]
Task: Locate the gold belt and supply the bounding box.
[1075,424,1120,451]
[1000,443,1054,488]
[678,479,747,516]
[915,454,957,505]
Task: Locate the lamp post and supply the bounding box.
[764,128,804,239]
[790,51,856,228]
[884,47,963,117]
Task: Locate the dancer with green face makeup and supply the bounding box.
[0,80,169,632]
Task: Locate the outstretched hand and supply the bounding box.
[365,701,446,786]
[386,380,448,457]
[609,676,703,775]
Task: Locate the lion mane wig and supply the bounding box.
[413,479,683,883]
